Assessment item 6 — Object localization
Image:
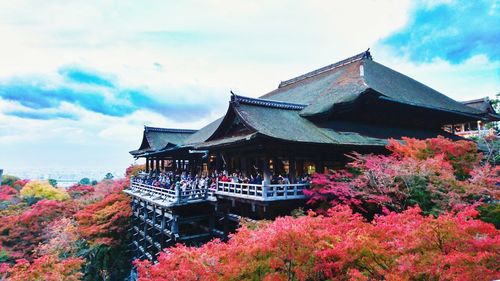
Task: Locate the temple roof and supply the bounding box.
[129,126,197,156]
[461,97,500,121]
[261,50,485,119]
[132,50,487,156]
[193,94,462,149]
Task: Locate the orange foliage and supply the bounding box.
[0,200,76,260]
[0,254,83,281]
[75,192,131,246]
[136,206,500,281]
[387,136,480,178]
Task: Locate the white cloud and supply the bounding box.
[0,0,498,172]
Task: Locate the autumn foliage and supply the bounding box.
[75,193,131,246]
[20,180,70,202]
[0,186,18,202]
[0,254,84,281]
[0,169,133,281]
[305,136,499,216]
[136,205,499,281]
[0,199,75,260]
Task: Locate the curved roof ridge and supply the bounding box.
[278,50,372,88]
[232,94,307,110]
[144,126,197,134]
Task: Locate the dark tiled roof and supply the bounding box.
[461,97,497,114]
[144,126,197,134]
[278,51,371,88]
[130,50,481,155]
[195,133,258,149]
[362,60,482,117]
[183,117,224,146]
[234,101,334,144]
[261,50,484,119]
[201,98,464,147]
[130,126,197,156]
[232,94,306,110]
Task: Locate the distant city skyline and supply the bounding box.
[0,0,498,172]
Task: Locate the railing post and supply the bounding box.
[175,182,181,204]
[262,182,268,199]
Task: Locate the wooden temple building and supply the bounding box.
[125,50,497,261]
[443,97,499,137]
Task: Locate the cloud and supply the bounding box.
[382,0,499,63]
[6,110,79,120]
[0,66,222,121]
[59,66,115,87]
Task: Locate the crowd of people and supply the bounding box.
[131,170,311,192]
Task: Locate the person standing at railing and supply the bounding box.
[174,182,181,203]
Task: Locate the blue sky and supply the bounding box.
[0,0,499,173]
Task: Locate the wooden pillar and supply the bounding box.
[156,158,160,174]
[315,159,324,174]
[160,160,165,171]
[241,157,248,177]
[262,156,271,186]
[215,154,221,172]
[150,158,155,173]
[145,157,150,172]
[289,157,296,184]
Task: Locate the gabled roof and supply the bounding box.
[461,97,500,121]
[129,126,197,156]
[130,50,481,156]
[183,117,224,146]
[194,94,463,149]
[261,50,485,120]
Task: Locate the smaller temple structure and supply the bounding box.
[444,97,499,138]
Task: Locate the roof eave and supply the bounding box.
[378,96,489,122]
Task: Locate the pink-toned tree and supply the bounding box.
[305,137,500,216]
[0,254,83,281]
[0,200,75,261]
[136,205,499,281]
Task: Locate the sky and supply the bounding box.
[0,0,499,174]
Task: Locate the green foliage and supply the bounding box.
[80,243,132,281]
[79,178,91,185]
[478,203,500,229]
[405,176,437,215]
[1,175,19,187]
[104,173,114,180]
[48,179,58,187]
[0,249,9,262]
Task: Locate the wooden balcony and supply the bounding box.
[125,181,210,207]
[125,180,309,205]
[215,180,308,201]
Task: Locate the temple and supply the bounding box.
[443,97,499,138]
[124,50,498,261]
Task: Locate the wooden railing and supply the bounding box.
[128,181,209,204]
[128,180,309,203]
[216,180,308,201]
